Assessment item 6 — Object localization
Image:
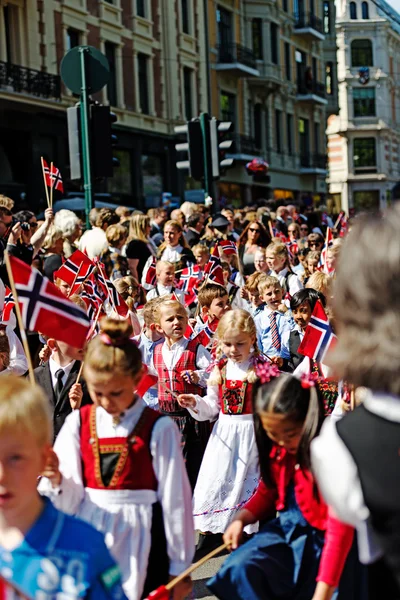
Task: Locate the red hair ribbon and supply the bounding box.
[300,372,319,389]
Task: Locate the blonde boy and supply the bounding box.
[146,260,185,303]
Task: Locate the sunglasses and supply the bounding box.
[309,241,322,247]
[249,228,260,233]
[300,227,308,230]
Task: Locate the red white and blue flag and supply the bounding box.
[298,300,337,364]
[318,228,334,274]
[218,239,237,256]
[9,256,90,348]
[204,245,225,287]
[95,264,129,317]
[179,264,201,293]
[1,286,14,323]
[142,256,157,289]
[54,249,95,289]
[43,159,64,193]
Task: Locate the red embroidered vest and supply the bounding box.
[79,404,161,491]
[218,358,254,415]
[153,339,202,413]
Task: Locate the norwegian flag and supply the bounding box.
[337,212,349,238]
[218,239,238,256]
[9,256,90,348]
[95,266,129,317]
[1,286,15,323]
[204,245,225,287]
[136,365,158,397]
[298,300,337,364]
[42,159,64,192]
[179,264,201,293]
[184,289,198,307]
[191,318,219,348]
[318,228,334,273]
[141,256,157,289]
[54,250,95,289]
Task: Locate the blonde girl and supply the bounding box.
[158,220,195,274]
[178,310,263,555]
[39,318,194,600]
[266,241,303,297]
[302,250,321,284]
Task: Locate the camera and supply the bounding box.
[11,217,30,232]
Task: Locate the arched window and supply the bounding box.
[350,1,357,18]
[351,39,373,66]
[362,1,369,18]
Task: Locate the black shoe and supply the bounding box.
[194,532,224,562]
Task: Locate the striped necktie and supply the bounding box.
[269,312,281,351]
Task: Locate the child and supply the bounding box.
[255,276,294,364]
[266,242,303,297]
[192,243,210,272]
[302,250,321,285]
[134,297,165,410]
[195,283,230,335]
[253,248,270,274]
[208,373,354,600]
[146,260,185,303]
[306,271,332,300]
[178,310,262,556]
[1,375,127,599]
[241,272,267,316]
[0,328,10,375]
[221,262,248,311]
[39,318,194,600]
[151,299,212,488]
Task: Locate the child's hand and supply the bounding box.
[69,383,83,410]
[177,394,197,409]
[270,357,284,368]
[41,449,62,488]
[39,344,51,363]
[278,303,287,313]
[223,519,244,550]
[182,370,199,384]
[168,575,192,600]
[189,318,197,328]
[240,288,248,300]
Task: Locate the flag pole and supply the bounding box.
[49,161,54,209]
[4,253,35,385]
[40,157,50,208]
[97,263,117,314]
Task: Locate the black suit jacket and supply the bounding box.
[287,330,304,372]
[33,361,92,440]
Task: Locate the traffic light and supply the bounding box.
[67,105,82,181]
[174,119,204,180]
[90,104,119,178]
[210,118,235,179]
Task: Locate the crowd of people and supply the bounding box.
[0,191,398,600]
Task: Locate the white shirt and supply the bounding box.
[273,267,303,297]
[293,355,332,380]
[150,336,211,388]
[49,357,76,389]
[6,326,28,376]
[146,285,185,304]
[161,244,183,263]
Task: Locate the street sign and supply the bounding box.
[61,46,110,95]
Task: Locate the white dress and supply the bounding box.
[188,359,260,534]
[39,398,195,600]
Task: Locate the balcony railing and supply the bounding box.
[300,152,327,169]
[217,43,258,71]
[294,11,324,34]
[230,133,262,156]
[297,80,326,98]
[0,61,61,100]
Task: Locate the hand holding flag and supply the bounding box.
[298,300,337,364]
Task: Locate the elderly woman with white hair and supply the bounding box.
[54,209,82,258]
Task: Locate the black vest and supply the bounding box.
[288,330,303,372]
[337,405,400,596]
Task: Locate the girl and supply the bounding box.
[177,310,262,553]
[266,241,303,298]
[39,318,194,600]
[302,250,321,285]
[237,221,271,277]
[221,262,248,311]
[208,373,354,600]
[158,220,195,274]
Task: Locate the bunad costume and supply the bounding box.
[208,445,354,600]
[187,357,260,534]
[39,398,194,600]
[0,497,127,600]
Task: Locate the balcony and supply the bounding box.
[0,61,61,101]
[248,62,282,92]
[228,134,263,160]
[293,12,325,41]
[216,44,259,77]
[300,152,327,173]
[297,80,327,105]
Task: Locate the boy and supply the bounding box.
[192,243,210,271]
[255,276,294,364]
[134,297,165,410]
[0,375,126,599]
[146,260,185,303]
[151,299,211,488]
[241,272,267,316]
[195,283,230,332]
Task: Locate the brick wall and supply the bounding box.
[87,0,99,17]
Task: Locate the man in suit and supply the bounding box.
[184,213,204,246]
[33,337,92,440]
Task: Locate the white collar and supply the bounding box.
[164,336,187,351]
[49,357,75,380]
[363,390,400,423]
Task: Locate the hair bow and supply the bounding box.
[255,361,280,384]
[300,372,320,389]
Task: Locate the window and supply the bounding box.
[314,122,320,153]
[181,0,190,34]
[287,114,293,155]
[183,67,193,120]
[283,0,289,12]
[108,150,132,195]
[252,18,263,60]
[325,62,333,95]
[350,2,357,18]
[104,42,118,106]
[142,155,164,208]
[136,0,146,17]
[353,87,376,116]
[362,1,369,18]
[353,138,376,172]
[2,5,23,64]
[285,43,291,80]
[323,1,331,33]
[275,109,282,153]
[217,7,233,47]
[66,28,80,51]
[254,104,262,150]
[353,190,380,212]
[137,53,149,114]
[220,91,236,123]
[299,117,310,159]
[351,39,373,66]
[312,56,318,81]
[270,22,279,65]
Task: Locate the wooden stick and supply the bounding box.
[166,543,230,590]
[158,379,198,414]
[67,261,83,298]
[49,161,54,209]
[350,387,355,411]
[41,156,50,208]
[4,252,35,385]
[75,361,84,386]
[97,262,118,314]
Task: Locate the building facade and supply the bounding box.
[327,0,400,214]
[0,0,208,211]
[206,0,338,207]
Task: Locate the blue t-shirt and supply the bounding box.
[0,497,127,599]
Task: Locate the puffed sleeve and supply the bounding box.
[188,385,220,422]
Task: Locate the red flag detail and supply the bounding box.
[298,300,337,364]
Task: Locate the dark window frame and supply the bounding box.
[137,52,150,115]
[353,87,376,117]
[323,1,331,33]
[183,66,193,120]
[287,113,293,155]
[361,1,369,18]
[270,22,279,65]
[351,39,373,67]
[104,41,118,107]
[275,109,282,153]
[285,42,291,80]
[252,18,263,60]
[350,1,357,18]
[353,137,377,172]
[136,0,146,17]
[181,0,190,34]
